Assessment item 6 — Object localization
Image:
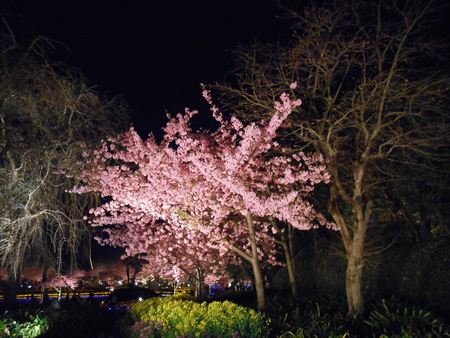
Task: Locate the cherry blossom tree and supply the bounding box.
[74,88,332,310]
[47,272,79,300]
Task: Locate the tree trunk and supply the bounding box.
[328,163,371,319]
[346,243,365,318]
[79,234,94,270]
[246,214,266,311]
[345,193,371,318]
[5,266,19,308]
[40,265,48,304]
[131,269,137,285]
[250,258,266,311]
[283,241,298,299]
[194,278,200,299]
[126,265,131,286]
[281,226,298,298]
[194,270,207,301]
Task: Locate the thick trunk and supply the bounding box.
[328,162,371,319]
[345,196,370,318]
[40,265,48,304]
[250,258,266,311]
[194,279,207,301]
[194,270,207,301]
[79,234,94,270]
[346,244,364,318]
[200,278,207,300]
[345,175,371,319]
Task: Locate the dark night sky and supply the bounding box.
[1,0,285,136]
[1,0,287,263]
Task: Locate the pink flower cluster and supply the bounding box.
[72,88,334,281]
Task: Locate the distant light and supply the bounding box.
[138,297,143,302]
[134,282,138,286]
[28,285,32,289]
[110,287,114,291]
[118,280,123,285]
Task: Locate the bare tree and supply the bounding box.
[214,0,450,317]
[0,25,129,306]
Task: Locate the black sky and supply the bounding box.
[1,0,285,135]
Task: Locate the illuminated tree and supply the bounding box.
[214,0,450,317]
[75,89,331,310]
[0,27,129,305]
[47,272,79,300]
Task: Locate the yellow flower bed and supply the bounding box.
[131,298,269,338]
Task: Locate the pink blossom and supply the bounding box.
[71,88,333,284]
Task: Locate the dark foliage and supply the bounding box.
[267,292,450,337]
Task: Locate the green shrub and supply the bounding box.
[131,298,269,338]
[285,303,347,338]
[268,293,348,338]
[270,294,450,338]
[0,314,48,338]
[272,300,348,338]
[0,320,8,337]
[363,299,450,338]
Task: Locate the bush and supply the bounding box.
[268,293,348,338]
[271,294,450,338]
[277,302,348,338]
[363,299,450,338]
[131,298,269,338]
[0,314,48,338]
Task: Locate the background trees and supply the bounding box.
[214,0,450,317]
[0,26,129,305]
[1,0,448,326]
